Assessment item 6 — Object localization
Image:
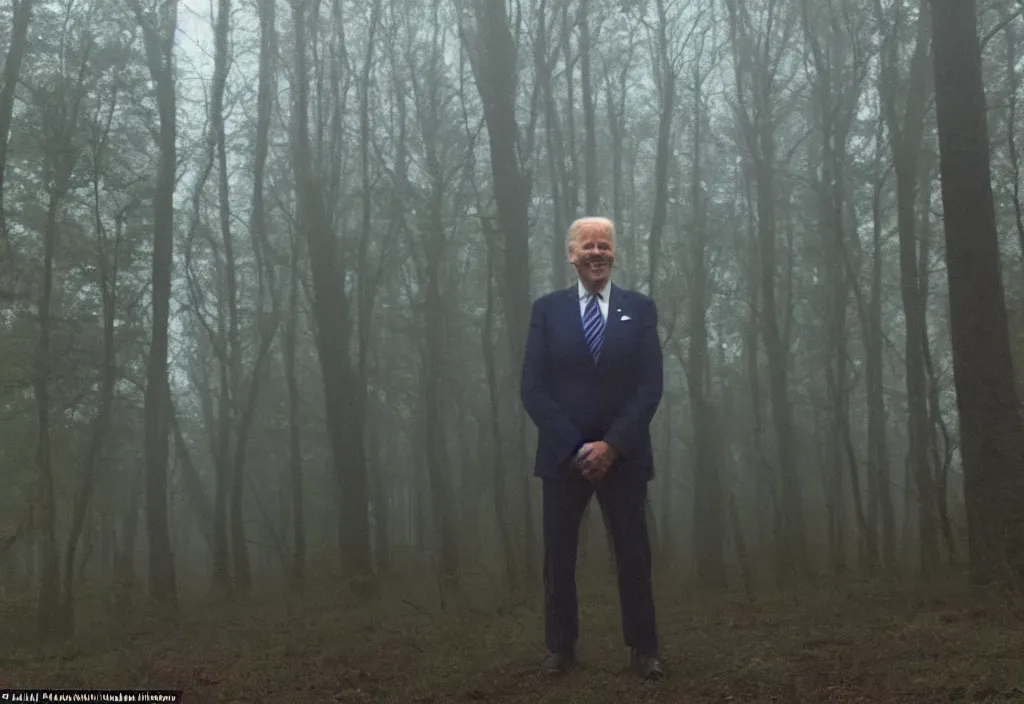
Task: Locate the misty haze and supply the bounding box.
[1,0,1024,701]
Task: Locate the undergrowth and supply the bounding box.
[2,566,1023,703]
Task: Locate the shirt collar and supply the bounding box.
[577,278,611,301]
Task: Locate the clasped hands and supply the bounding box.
[574,440,617,483]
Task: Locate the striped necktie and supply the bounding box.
[582,293,605,363]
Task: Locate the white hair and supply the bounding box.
[566,216,616,252]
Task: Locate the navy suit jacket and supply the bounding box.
[520,283,663,482]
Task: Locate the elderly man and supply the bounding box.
[520,216,664,679]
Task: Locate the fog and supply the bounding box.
[1,0,1022,678]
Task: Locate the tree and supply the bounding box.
[874,0,939,576]
[686,21,725,589]
[289,0,373,577]
[929,0,1024,588]
[131,0,180,612]
[0,0,34,257]
[460,0,538,581]
[725,0,810,585]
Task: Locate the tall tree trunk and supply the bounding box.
[916,150,956,564]
[462,0,537,581]
[34,37,92,637]
[603,52,631,284]
[738,158,770,566]
[34,168,62,642]
[230,325,278,593]
[482,231,519,589]
[60,203,122,637]
[875,0,937,577]
[800,0,870,572]
[930,0,1024,588]
[244,0,279,593]
[1003,3,1024,268]
[0,0,34,255]
[351,0,385,587]
[647,0,674,297]
[561,1,578,219]
[868,122,897,570]
[534,0,566,291]
[284,230,305,589]
[415,23,461,587]
[579,0,598,213]
[290,0,372,576]
[169,405,213,550]
[726,0,809,583]
[687,45,724,588]
[367,390,390,574]
[755,108,808,583]
[209,0,252,597]
[133,0,180,612]
[113,465,142,620]
[212,341,232,594]
[207,0,233,600]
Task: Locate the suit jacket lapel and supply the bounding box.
[596,284,626,369]
[560,286,591,359]
[606,284,623,334]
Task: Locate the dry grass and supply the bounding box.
[3,567,1024,703]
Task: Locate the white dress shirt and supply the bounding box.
[577,279,610,323]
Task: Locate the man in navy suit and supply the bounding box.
[520,216,664,679]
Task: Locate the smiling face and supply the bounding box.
[567,217,616,293]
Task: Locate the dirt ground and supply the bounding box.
[2,568,1023,703]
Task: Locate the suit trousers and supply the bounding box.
[542,466,658,656]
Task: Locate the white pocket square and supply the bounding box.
[620,314,632,321]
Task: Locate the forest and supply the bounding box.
[2,0,1024,701]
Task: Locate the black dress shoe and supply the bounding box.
[629,649,664,680]
[540,650,575,675]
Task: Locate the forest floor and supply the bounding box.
[2,565,1024,703]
